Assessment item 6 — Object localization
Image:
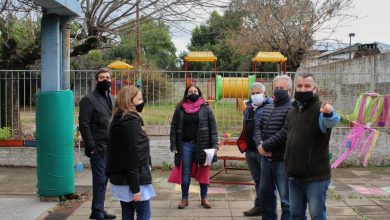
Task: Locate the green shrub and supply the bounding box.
[160,161,173,170]
[0,127,12,140]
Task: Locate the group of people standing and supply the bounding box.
[242,73,340,220]
[78,68,218,220]
[78,67,340,220]
[79,68,155,220]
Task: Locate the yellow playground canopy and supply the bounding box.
[184,51,217,62]
[252,52,287,63]
[107,60,134,70]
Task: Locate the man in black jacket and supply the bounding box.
[255,75,292,220]
[285,73,340,220]
[79,68,116,220]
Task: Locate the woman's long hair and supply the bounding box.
[111,85,143,122]
[177,84,203,107]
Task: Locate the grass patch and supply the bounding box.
[327,188,343,200]
[143,104,176,125]
[159,161,173,170]
[141,100,244,136]
[20,99,245,136]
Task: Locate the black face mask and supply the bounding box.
[274,89,289,101]
[294,91,314,103]
[187,93,200,102]
[96,80,111,94]
[135,102,145,113]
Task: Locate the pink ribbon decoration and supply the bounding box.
[358,130,374,158]
[356,95,368,124]
[378,95,390,127]
[331,124,363,168]
[331,123,379,168]
[363,131,379,167]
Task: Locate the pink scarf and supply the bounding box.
[181,98,205,113]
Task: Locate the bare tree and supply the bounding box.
[0,0,9,15]
[227,0,353,70]
[0,0,37,15]
[1,0,228,56]
[70,0,228,56]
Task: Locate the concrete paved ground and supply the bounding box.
[1,167,390,219]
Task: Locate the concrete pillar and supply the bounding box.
[41,13,61,92]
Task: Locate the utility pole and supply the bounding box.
[136,0,141,68]
[349,33,355,60]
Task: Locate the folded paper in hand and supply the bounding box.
[203,149,216,166]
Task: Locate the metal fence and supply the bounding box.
[1,70,389,136]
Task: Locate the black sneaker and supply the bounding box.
[243,207,262,216]
[89,212,116,219]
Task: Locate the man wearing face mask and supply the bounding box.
[240,82,272,217]
[79,68,116,220]
[285,73,340,220]
[255,75,292,220]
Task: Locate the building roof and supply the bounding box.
[184,51,217,62]
[252,52,287,62]
[33,0,82,17]
[314,42,390,59]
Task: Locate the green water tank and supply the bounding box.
[36,90,75,196]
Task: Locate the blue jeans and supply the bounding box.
[120,200,151,220]
[90,151,107,218]
[181,142,208,199]
[261,158,290,220]
[245,150,262,208]
[289,178,330,220]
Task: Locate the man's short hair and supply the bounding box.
[251,82,265,93]
[273,75,293,90]
[296,73,317,84]
[95,67,111,81]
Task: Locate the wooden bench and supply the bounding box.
[209,140,254,185]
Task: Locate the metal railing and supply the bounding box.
[1,70,389,136]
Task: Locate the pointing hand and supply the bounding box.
[320,101,333,114]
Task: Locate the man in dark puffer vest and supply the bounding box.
[255,75,292,220]
[285,73,340,220]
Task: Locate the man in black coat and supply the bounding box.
[79,68,116,220]
[285,73,340,220]
[255,75,292,220]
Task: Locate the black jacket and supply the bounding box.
[285,95,332,181]
[106,112,152,194]
[170,103,218,166]
[79,89,113,157]
[255,97,292,160]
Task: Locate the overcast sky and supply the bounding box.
[171,0,390,53]
[327,0,390,45]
